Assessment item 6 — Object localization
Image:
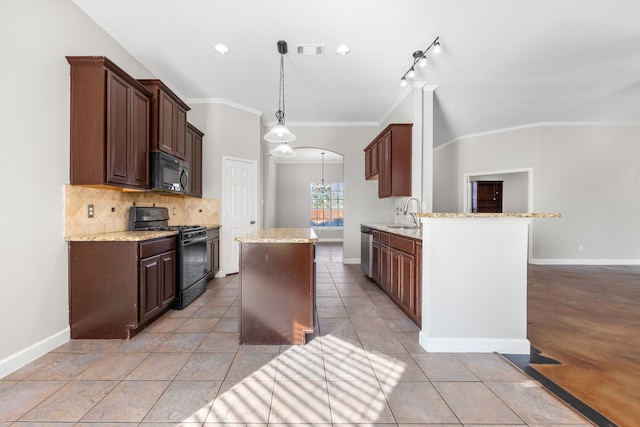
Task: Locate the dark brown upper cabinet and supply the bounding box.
[364,123,413,198]
[67,56,152,190]
[185,123,204,197]
[138,79,190,160]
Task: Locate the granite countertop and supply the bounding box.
[236,228,318,243]
[66,230,179,242]
[416,212,561,218]
[203,224,221,229]
[364,224,422,239]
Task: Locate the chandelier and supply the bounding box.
[312,152,332,192]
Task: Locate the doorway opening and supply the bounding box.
[464,168,533,214]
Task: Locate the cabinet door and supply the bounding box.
[378,131,392,197]
[174,105,188,160]
[370,141,379,177]
[193,133,203,196]
[184,126,194,194]
[371,240,381,284]
[390,249,401,300]
[106,71,130,186]
[212,237,220,274]
[159,250,176,309]
[159,92,176,155]
[139,254,162,324]
[398,251,415,312]
[130,87,150,188]
[379,244,391,293]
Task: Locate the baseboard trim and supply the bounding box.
[531,258,640,266]
[418,333,531,355]
[342,258,359,265]
[0,327,70,379]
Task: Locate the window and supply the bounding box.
[310,182,343,226]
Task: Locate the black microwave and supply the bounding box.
[150,151,189,193]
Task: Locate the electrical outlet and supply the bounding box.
[579,244,585,252]
[87,204,94,218]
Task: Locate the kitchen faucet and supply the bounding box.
[402,197,422,227]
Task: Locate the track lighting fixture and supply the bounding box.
[399,36,441,86]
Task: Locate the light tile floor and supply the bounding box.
[0,243,594,426]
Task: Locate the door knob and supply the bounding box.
[250,220,256,224]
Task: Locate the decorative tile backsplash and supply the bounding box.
[64,185,220,238]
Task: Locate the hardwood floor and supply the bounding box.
[527,264,640,427]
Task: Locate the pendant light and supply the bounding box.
[265,40,296,147]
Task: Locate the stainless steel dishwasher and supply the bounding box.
[360,225,373,278]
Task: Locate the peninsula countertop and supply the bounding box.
[235,228,318,243]
[416,212,561,218]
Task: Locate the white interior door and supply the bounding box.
[222,156,258,275]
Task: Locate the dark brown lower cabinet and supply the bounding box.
[69,236,176,339]
[206,226,220,279]
[239,242,315,345]
[371,230,421,327]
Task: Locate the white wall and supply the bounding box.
[189,102,262,201]
[0,0,155,375]
[434,124,640,264]
[275,162,343,241]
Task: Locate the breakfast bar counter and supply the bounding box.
[236,228,318,345]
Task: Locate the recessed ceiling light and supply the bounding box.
[336,45,350,56]
[214,44,229,55]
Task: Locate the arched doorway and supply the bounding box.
[270,147,345,258]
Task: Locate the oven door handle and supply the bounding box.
[182,235,207,246]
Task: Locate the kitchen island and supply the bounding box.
[416,212,559,355]
[235,228,317,345]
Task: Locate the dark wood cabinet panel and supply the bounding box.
[139,79,191,160]
[363,123,412,198]
[69,236,176,339]
[472,181,503,213]
[206,226,220,279]
[414,242,422,327]
[67,56,151,190]
[371,229,421,326]
[239,242,315,345]
[186,123,204,197]
[364,138,379,179]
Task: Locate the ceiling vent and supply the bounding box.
[296,44,325,56]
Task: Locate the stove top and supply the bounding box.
[128,206,206,235]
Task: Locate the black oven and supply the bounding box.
[129,206,209,309]
[175,227,208,309]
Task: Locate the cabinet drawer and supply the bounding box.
[139,237,176,258]
[390,234,415,254]
[372,230,390,245]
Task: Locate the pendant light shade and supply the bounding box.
[270,142,296,157]
[264,123,296,143]
[264,40,296,146]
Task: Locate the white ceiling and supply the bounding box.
[73,0,640,147]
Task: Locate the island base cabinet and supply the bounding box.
[239,242,315,345]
